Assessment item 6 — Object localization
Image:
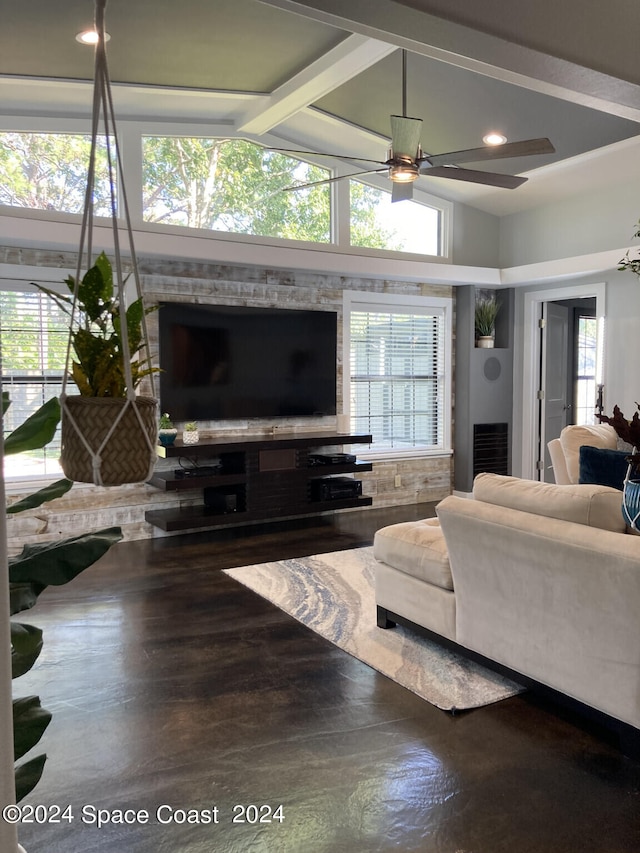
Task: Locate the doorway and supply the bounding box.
[521,282,606,482]
[540,297,597,482]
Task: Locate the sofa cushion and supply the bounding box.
[558,423,617,484]
[373,518,453,590]
[472,472,626,533]
[579,445,629,491]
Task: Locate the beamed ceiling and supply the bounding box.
[2,0,640,216]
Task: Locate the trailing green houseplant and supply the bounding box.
[34,252,159,485]
[35,252,157,398]
[4,393,122,800]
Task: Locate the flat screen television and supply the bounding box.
[158,302,338,421]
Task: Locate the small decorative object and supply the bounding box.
[183,421,199,445]
[159,412,178,447]
[475,295,500,348]
[597,403,640,530]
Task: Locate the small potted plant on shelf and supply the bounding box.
[475,296,500,348]
[183,421,199,445]
[34,252,159,485]
[159,412,178,447]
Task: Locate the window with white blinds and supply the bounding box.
[0,288,70,479]
[346,294,452,454]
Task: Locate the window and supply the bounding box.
[349,181,441,256]
[1,126,453,260]
[0,287,71,479]
[345,293,452,454]
[142,136,331,242]
[0,131,114,216]
[575,314,598,425]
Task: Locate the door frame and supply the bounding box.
[521,281,606,481]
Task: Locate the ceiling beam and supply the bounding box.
[257,0,640,122]
[237,33,396,135]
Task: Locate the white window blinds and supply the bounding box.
[1,288,69,478]
[349,304,449,452]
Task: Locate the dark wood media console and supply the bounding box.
[145,432,373,532]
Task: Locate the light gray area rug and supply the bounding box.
[225,546,524,712]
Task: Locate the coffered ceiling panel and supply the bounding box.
[2,0,640,215]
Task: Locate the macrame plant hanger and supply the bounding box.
[59,0,158,486]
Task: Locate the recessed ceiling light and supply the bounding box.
[75,29,110,45]
[483,132,508,146]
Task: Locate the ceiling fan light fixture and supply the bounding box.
[483,131,508,146]
[75,29,111,45]
[389,162,419,183]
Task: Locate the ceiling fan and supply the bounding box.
[273,50,555,202]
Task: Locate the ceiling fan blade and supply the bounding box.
[390,115,422,159]
[265,146,386,167]
[423,166,528,189]
[424,137,555,167]
[282,168,388,192]
[391,181,414,203]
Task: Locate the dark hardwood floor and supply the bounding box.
[15,504,640,853]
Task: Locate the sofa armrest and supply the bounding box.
[436,494,640,729]
[547,437,570,484]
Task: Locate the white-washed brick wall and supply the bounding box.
[3,247,453,551]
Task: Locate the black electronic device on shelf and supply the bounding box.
[174,463,222,478]
[308,452,357,466]
[310,477,362,501]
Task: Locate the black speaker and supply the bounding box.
[483,356,502,381]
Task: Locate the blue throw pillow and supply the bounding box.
[578,445,629,491]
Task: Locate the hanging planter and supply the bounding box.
[38,251,159,485]
[34,0,158,486]
[61,396,157,485]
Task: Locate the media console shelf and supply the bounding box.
[145,432,373,532]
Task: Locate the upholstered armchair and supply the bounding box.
[547,423,618,485]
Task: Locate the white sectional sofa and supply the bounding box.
[374,473,640,743]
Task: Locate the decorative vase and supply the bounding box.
[183,429,199,445]
[159,428,178,447]
[477,335,495,348]
[60,395,158,486]
[622,479,640,530]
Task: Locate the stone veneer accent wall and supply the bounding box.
[2,246,453,553]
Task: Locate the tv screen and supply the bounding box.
[158,303,337,421]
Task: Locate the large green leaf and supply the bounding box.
[4,397,61,456]
[9,583,38,617]
[9,526,123,588]
[11,622,43,678]
[15,754,47,803]
[34,283,74,317]
[13,697,52,760]
[7,478,73,515]
[78,253,112,323]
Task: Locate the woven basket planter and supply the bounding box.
[60,395,158,486]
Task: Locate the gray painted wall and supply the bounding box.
[511,269,640,478]
[499,179,640,268]
[452,203,501,267]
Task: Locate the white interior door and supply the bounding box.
[521,282,606,483]
[540,302,570,482]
